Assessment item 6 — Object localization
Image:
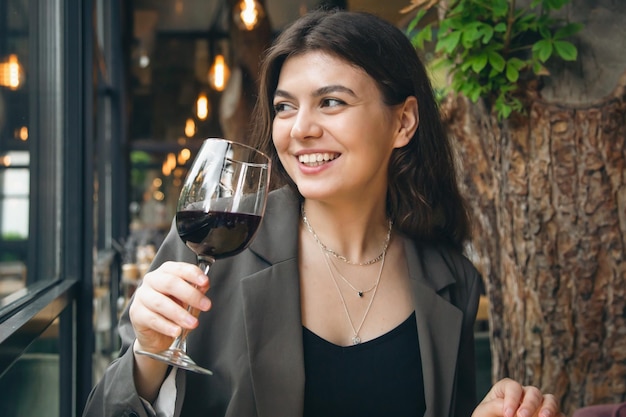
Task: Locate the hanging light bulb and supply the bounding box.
[208,54,230,92]
[184,118,196,137]
[0,54,23,90]
[234,0,265,31]
[196,92,210,120]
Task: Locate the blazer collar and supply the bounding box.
[248,186,301,265]
[243,186,305,417]
[243,187,464,417]
[405,239,464,417]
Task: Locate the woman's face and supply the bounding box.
[271,51,416,203]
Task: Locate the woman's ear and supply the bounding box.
[393,96,419,149]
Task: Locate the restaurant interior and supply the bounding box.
[0,0,491,415]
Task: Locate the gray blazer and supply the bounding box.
[83,186,481,417]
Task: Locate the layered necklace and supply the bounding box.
[301,205,392,345]
[301,205,392,266]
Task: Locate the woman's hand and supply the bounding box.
[128,261,211,402]
[473,378,564,417]
[129,261,212,354]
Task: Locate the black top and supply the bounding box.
[303,313,426,417]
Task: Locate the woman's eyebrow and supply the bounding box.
[313,85,356,97]
[274,85,357,100]
[274,89,295,100]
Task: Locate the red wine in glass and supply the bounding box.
[176,210,262,259]
[135,138,271,375]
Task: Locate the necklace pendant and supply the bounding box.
[352,335,361,345]
[358,291,363,297]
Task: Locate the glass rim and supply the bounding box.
[200,137,271,167]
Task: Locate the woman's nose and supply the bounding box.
[290,109,323,140]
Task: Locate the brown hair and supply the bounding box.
[249,9,471,248]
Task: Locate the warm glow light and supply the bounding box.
[162,152,177,176]
[235,0,265,31]
[0,155,11,167]
[0,54,23,90]
[184,118,196,137]
[196,93,210,120]
[153,190,165,201]
[177,148,191,165]
[208,54,230,92]
[17,126,28,141]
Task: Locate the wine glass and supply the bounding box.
[136,138,271,375]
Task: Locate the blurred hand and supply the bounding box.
[129,261,211,354]
[473,378,564,417]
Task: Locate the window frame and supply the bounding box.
[0,0,126,415]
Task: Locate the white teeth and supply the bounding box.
[298,153,338,166]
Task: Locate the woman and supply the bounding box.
[83,9,562,417]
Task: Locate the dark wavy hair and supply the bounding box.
[249,9,471,248]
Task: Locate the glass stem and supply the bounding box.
[169,256,214,352]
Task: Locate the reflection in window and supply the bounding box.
[1,0,30,302]
[0,151,28,299]
[1,151,29,241]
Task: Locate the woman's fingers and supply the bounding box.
[515,385,542,417]
[482,378,563,417]
[142,261,211,313]
[472,398,505,417]
[129,261,212,352]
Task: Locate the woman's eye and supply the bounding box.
[273,102,293,113]
[321,98,344,108]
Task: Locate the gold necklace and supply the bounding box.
[320,247,386,345]
[301,205,393,266]
[328,256,377,297]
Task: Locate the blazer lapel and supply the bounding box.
[242,187,305,417]
[405,239,463,417]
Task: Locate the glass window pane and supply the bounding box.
[1,0,30,305]
[0,323,60,417]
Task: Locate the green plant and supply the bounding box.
[405,0,582,119]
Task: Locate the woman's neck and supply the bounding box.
[300,200,391,265]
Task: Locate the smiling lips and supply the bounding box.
[298,152,339,167]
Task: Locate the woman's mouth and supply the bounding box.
[298,152,339,167]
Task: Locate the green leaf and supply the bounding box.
[468,85,482,102]
[553,40,578,61]
[508,57,526,71]
[436,30,462,54]
[494,22,507,32]
[471,53,489,73]
[532,39,553,62]
[488,51,506,72]
[495,100,513,119]
[478,24,495,43]
[412,24,433,50]
[491,0,509,17]
[406,12,422,34]
[505,62,519,82]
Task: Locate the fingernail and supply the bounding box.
[199,297,211,310]
[518,409,531,417]
[505,408,515,417]
[540,410,553,417]
[184,315,197,327]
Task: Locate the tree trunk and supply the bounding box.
[442,78,626,414]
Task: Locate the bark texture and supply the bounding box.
[442,82,626,414]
